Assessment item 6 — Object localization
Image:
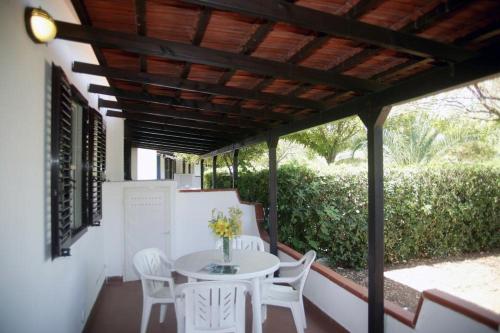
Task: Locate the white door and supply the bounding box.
[124,187,171,281]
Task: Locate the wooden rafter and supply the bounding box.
[127,120,237,140]
[203,51,500,156]
[100,99,269,129]
[106,110,254,134]
[89,84,292,121]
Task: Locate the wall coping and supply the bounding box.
[180,188,500,331]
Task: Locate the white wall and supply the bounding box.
[101,188,259,277]
[137,148,157,180]
[0,1,115,333]
[104,116,123,181]
[102,181,176,278]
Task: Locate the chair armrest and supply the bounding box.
[264,276,299,284]
[279,261,303,268]
[143,274,174,284]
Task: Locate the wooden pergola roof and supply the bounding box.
[63,0,500,156]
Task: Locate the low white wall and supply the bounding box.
[174,173,201,189]
[173,190,258,259]
[276,249,497,333]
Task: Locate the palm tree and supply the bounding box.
[383,113,473,166]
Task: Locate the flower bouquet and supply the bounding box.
[209,207,242,263]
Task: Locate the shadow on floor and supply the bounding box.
[84,278,348,333]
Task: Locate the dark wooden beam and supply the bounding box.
[100,99,267,129]
[106,110,252,134]
[359,107,391,333]
[89,84,292,121]
[127,120,237,140]
[130,127,225,143]
[129,132,217,148]
[202,51,500,157]
[183,0,475,62]
[56,21,382,92]
[74,62,323,110]
[130,139,209,153]
[130,135,214,149]
[212,155,217,189]
[267,136,279,257]
[131,143,207,154]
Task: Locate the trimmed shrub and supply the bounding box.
[206,165,500,269]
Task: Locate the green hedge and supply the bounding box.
[206,165,500,269]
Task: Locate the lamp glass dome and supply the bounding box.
[29,8,57,43]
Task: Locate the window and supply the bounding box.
[50,64,105,258]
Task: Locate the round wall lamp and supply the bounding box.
[25,7,57,43]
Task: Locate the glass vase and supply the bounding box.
[222,237,231,263]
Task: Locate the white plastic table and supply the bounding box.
[174,249,280,333]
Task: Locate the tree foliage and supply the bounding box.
[287,117,363,164]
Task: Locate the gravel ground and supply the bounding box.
[330,250,500,314]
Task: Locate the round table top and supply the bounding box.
[174,249,280,281]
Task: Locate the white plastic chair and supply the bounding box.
[261,250,317,333]
[175,281,249,333]
[215,235,265,252]
[133,248,176,333]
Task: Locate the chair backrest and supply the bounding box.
[178,281,249,332]
[215,235,265,252]
[292,250,316,294]
[133,248,173,297]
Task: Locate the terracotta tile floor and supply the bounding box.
[84,278,348,333]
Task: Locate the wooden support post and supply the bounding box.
[200,159,205,189]
[124,122,132,180]
[156,154,161,180]
[359,107,391,333]
[212,155,217,189]
[267,136,279,256]
[124,140,132,180]
[232,149,239,188]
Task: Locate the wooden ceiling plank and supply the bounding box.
[74,62,324,109]
[328,0,474,76]
[178,7,212,96]
[56,21,383,92]
[183,0,475,63]
[253,0,382,99]
[89,84,292,121]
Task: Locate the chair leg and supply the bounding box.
[175,299,185,333]
[159,304,167,323]
[300,299,307,328]
[140,299,152,333]
[290,304,304,333]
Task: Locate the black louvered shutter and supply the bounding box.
[51,65,73,258]
[89,108,105,225]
